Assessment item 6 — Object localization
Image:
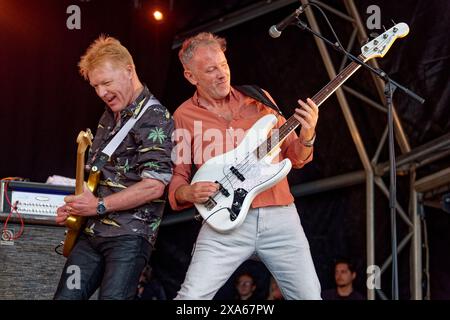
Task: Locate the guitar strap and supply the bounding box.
[91,96,161,171]
[234,85,284,116]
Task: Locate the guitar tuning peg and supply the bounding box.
[369,32,379,38]
[391,19,399,33]
[381,26,389,39]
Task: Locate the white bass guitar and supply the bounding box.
[192,23,409,232]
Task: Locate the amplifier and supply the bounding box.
[0,222,66,299]
[0,182,87,299]
[1,180,75,225]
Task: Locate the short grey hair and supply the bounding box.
[178,32,227,67]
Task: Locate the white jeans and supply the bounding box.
[175,204,322,300]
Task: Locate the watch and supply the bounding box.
[96,197,107,216]
[301,132,316,147]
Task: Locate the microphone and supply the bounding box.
[269,5,307,38]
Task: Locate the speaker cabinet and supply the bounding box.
[0,223,66,299]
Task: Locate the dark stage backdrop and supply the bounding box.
[0,0,174,182]
[1,0,449,299]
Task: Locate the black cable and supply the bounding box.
[54,242,64,255]
[305,1,348,55]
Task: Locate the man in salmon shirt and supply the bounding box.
[168,32,321,299]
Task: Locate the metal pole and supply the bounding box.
[301,0,377,299]
[410,167,423,299]
[366,172,375,300]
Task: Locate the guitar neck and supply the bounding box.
[75,152,85,195]
[256,56,364,158]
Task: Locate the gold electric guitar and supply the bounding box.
[62,129,100,257]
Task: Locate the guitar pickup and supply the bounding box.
[215,181,230,197]
[230,166,245,181]
[204,197,217,211]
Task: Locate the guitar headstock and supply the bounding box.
[360,23,409,61]
[76,129,93,154]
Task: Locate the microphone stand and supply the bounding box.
[294,18,424,300]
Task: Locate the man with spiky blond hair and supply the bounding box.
[54,35,173,300]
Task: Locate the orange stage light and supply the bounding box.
[152,10,164,22]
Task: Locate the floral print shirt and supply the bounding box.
[84,86,174,246]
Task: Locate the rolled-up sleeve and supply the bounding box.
[277,114,314,168]
[261,90,314,169]
[168,113,195,211]
[135,104,174,185]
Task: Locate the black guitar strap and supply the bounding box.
[234,84,284,116]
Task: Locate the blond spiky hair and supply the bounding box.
[78,34,134,80]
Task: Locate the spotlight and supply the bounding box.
[152,10,164,22]
[143,1,170,24]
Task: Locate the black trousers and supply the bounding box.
[54,233,151,300]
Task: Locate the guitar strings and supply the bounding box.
[198,36,394,223]
[203,99,305,203]
[207,119,297,204]
[201,55,379,211]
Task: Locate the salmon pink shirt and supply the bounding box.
[168,87,313,211]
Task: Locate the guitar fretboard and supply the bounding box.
[256,55,365,158]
